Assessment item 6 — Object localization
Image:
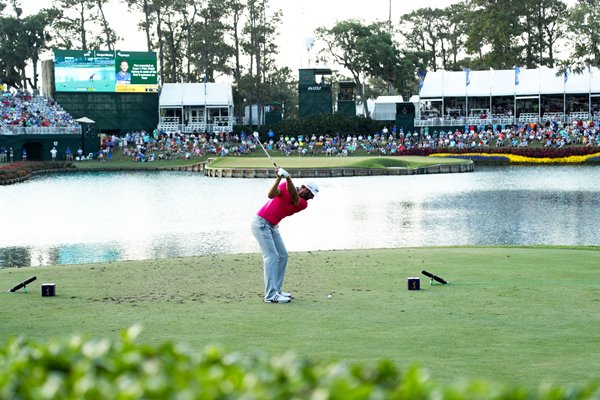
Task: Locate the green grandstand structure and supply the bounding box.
[298,68,333,117]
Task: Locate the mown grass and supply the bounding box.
[2,246,599,388]
[72,155,205,170]
[70,150,468,171]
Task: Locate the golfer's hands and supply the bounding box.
[277,167,289,178]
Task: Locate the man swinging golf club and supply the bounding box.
[251,167,319,303]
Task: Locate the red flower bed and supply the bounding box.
[0,162,74,184]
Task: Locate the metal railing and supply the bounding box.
[1,126,82,135]
[414,114,597,128]
[158,118,234,134]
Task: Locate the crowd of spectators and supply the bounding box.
[99,118,600,163]
[100,130,258,162]
[1,89,77,128]
[3,87,600,162]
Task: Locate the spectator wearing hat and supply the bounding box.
[251,168,319,303]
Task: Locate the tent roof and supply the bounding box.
[159,82,232,107]
[420,66,600,98]
[374,95,404,103]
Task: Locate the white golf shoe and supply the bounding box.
[264,293,291,303]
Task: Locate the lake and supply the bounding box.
[1,166,599,268]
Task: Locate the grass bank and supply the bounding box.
[2,246,599,387]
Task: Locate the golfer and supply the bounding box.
[252,168,319,303]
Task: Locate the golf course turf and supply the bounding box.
[2,246,599,388]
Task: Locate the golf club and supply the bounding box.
[253,131,278,168]
[422,270,448,285]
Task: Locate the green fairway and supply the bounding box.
[206,155,468,169]
[2,246,599,387]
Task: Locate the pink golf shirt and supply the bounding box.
[257,182,308,225]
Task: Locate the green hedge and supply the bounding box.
[238,114,387,137]
[1,327,599,399]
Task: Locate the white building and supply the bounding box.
[158,82,234,133]
[417,66,600,127]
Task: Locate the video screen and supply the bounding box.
[54,50,158,93]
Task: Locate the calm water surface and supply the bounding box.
[1,166,599,268]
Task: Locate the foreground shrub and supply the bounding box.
[1,327,599,399]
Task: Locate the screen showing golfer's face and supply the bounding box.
[120,61,129,72]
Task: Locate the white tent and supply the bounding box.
[159,82,232,107]
[372,95,404,121]
[158,82,233,133]
[420,66,600,98]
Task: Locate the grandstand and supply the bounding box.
[0,89,91,161]
[1,90,80,134]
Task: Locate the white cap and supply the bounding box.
[305,182,320,197]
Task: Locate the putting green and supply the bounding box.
[205,155,469,169]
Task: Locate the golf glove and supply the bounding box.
[277,168,289,178]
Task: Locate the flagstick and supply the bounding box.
[589,65,592,119]
[514,66,518,125]
[563,68,566,125]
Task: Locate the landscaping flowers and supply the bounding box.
[429,151,600,164]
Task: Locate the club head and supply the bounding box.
[253,132,259,138]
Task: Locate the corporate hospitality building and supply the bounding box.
[416,66,600,130]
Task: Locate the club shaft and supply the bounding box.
[256,138,277,167]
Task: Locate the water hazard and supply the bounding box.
[1,166,599,268]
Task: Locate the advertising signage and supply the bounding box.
[54,49,158,93]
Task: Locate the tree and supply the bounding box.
[442,2,469,70]
[0,15,27,88]
[92,0,118,50]
[188,0,234,82]
[463,0,523,69]
[51,0,99,50]
[316,20,398,117]
[22,9,60,89]
[262,66,297,119]
[399,8,447,71]
[126,0,174,84]
[565,0,600,71]
[225,0,245,121]
[124,0,154,51]
[515,0,566,68]
[241,0,282,125]
[0,3,58,90]
[521,0,567,68]
[160,0,186,83]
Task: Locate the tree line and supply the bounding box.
[1,0,599,119]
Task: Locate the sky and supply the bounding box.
[20,0,458,75]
